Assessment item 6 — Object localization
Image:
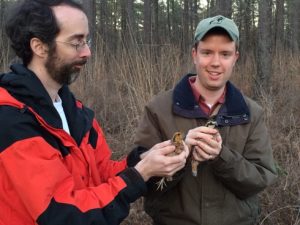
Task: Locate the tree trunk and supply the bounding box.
[274,0,285,53]
[289,0,300,54]
[143,0,151,45]
[0,0,4,39]
[0,0,4,66]
[167,0,171,42]
[82,0,96,49]
[238,0,255,61]
[182,0,189,50]
[0,0,3,27]
[127,0,135,47]
[215,0,232,17]
[99,0,108,44]
[171,0,177,43]
[82,0,96,75]
[153,0,159,45]
[112,0,118,52]
[256,0,273,96]
[120,0,127,44]
[192,0,199,31]
[244,0,253,52]
[207,0,216,16]
[120,0,137,48]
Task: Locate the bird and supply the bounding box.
[156,132,184,191]
[191,120,218,177]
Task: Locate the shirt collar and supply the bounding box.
[188,76,226,115]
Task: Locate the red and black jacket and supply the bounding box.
[0,64,146,225]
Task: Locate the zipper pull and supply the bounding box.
[20,105,28,113]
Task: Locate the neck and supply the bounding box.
[27,62,62,102]
[202,89,224,106]
[195,79,225,105]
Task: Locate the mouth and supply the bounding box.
[74,64,84,69]
[73,60,87,69]
[207,71,222,80]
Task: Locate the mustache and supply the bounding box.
[72,59,87,66]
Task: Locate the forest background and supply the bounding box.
[0,0,299,224]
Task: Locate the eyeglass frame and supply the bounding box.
[55,39,91,52]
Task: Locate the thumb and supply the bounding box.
[152,140,172,150]
[158,144,175,155]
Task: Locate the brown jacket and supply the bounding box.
[133,74,277,225]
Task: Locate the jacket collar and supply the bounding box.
[172,73,250,126]
[0,64,94,145]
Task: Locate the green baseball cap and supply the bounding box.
[194,15,239,44]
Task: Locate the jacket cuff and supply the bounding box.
[210,144,241,171]
[127,146,148,167]
[119,167,147,202]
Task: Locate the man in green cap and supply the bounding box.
[130,15,277,225]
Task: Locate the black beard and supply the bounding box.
[45,49,87,85]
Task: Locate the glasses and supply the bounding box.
[55,39,91,52]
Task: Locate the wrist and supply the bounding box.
[134,160,151,181]
[140,151,148,160]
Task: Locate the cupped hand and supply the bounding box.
[185,126,222,162]
[135,140,189,181]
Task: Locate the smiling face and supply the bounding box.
[45,5,91,85]
[192,32,239,94]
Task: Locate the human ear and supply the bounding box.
[191,47,197,64]
[30,37,49,58]
[234,51,239,64]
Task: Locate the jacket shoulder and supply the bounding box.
[241,95,269,129]
[243,95,264,116]
[0,105,41,152]
[146,89,173,110]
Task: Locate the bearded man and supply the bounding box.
[0,1,188,225]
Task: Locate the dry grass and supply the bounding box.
[256,53,300,225]
[1,36,299,224]
[74,42,300,225]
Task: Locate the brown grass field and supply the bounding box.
[1,38,299,224]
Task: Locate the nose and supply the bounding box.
[79,45,92,58]
[210,53,220,67]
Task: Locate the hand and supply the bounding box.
[135,140,189,181]
[185,126,222,162]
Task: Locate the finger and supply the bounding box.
[202,137,218,148]
[192,146,206,161]
[164,160,187,176]
[199,137,222,156]
[215,132,222,142]
[187,132,217,144]
[190,126,219,135]
[169,163,186,175]
[166,151,187,164]
[194,146,213,160]
[184,137,199,147]
[185,133,212,148]
[197,141,214,155]
[182,136,198,152]
[182,141,190,157]
[152,140,172,149]
[158,145,176,155]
